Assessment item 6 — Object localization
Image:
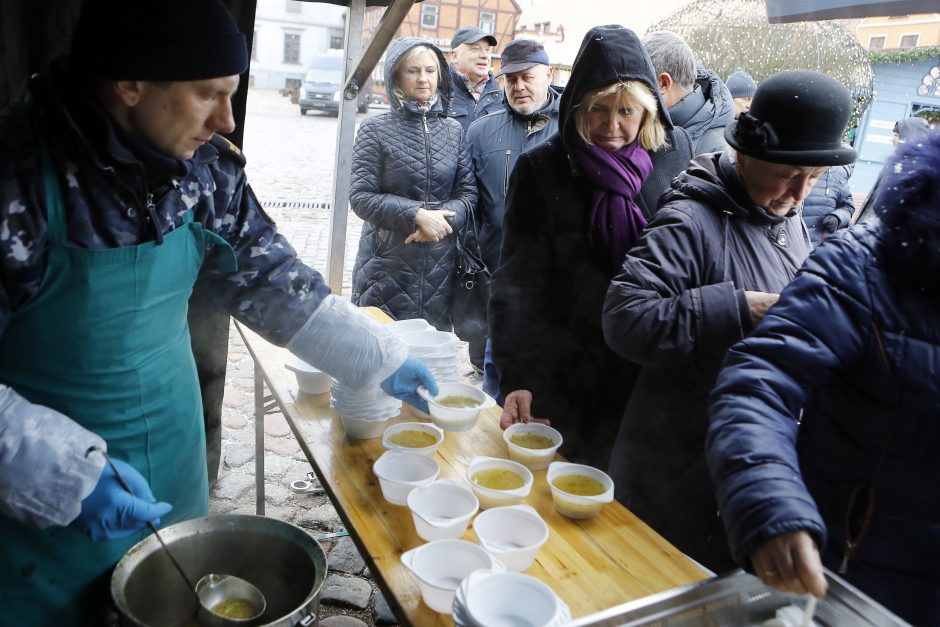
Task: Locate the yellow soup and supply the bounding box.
[388,430,437,448]
[553,474,605,497]
[211,598,258,619]
[509,433,555,450]
[437,395,479,408]
[472,468,525,490]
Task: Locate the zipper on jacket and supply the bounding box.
[503,149,512,196]
[419,111,433,316]
[144,192,165,245]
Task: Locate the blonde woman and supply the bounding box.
[350,38,477,330]
[488,25,690,468]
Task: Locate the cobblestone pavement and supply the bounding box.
[208,89,482,626]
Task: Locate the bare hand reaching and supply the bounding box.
[499,390,551,430]
[744,290,780,325]
[406,208,455,244]
[750,530,828,598]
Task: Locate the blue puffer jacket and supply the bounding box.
[466,87,561,270]
[446,65,502,133]
[707,134,940,625]
[350,39,477,330]
[801,165,855,245]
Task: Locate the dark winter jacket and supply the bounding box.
[602,150,812,571]
[447,66,502,133]
[490,25,689,468]
[707,134,940,625]
[350,39,477,330]
[0,61,330,346]
[466,87,561,270]
[669,68,734,156]
[802,165,854,245]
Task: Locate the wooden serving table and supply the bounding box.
[236,312,707,626]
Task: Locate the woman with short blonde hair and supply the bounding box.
[574,81,665,152]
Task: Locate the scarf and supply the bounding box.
[574,138,653,272]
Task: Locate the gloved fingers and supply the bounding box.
[402,394,430,414]
[411,359,438,396]
[112,458,157,502]
[121,496,173,528]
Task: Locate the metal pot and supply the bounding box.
[111,514,326,627]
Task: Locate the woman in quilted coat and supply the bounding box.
[707,130,940,624]
[350,38,477,330]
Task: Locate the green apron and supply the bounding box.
[0,148,237,625]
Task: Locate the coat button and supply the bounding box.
[777,233,787,245]
[126,207,137,218]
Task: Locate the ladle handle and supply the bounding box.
[100,452,199,602]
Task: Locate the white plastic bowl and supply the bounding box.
[503,423,564,471]
[418,383,496,432]
[339,414,391,440]
[465,456,533,510]
[546,461,614,520]
[381,422,444,456]
[463,570,559,627]
[372,451,440,505]
[387,318,432,336]
[401,330,457,350]
[407,480,479,541]
[400,539,502,614]
[472,505,549,572]
[284,356,331,395]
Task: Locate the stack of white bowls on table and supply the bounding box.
[400,329,461,384]
[452,570,571,627]
[330,378,401,439]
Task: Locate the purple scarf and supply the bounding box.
[574,139,653,272]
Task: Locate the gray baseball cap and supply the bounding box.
[451,26,497,49]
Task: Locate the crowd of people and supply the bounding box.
[1,1,937,624]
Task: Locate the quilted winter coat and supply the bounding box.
[350,39,477,330]
[707,133,940,625]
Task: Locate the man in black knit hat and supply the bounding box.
[0,1,435,623]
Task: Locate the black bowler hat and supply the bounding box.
[451,26,497,49]
[724,70,856,166]
[496,40,550,76]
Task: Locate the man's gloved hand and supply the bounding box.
[821,213,841,234]
[381,356,438,413]
[73,458,172,541]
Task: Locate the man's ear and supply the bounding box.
[449,49,459,64]
[657,72,673,96]
[111,81,145,107]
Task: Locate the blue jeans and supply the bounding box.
[482,338,504,406]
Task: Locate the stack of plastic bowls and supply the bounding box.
[401,330,460,385]
[330,378,401,439]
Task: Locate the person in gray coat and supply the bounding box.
[643,30,734,156]
[350,39,477,330]
[602,70,855,572]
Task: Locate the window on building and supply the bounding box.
[284,32,301,64]
[251,30,259,60]
[480,12,496,35]
[868,35,886,51]
[899,34,919,49]
[286,0,301,13]
[330,33,344,50]
[420,4,438,28]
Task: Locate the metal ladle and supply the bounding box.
[102,453,266,624]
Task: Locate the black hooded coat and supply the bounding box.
[350,38,477,330]
[489,25,692,468]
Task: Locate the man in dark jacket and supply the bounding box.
[707,131,940,625]
[465,39,561,377]
[603,70,854,572]
[643,30,734,156]
[802,164,855,244]
[447,26,501,133]
[0,3,435,623]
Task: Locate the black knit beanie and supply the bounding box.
[71,0,248,81]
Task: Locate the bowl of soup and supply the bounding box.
[382,422,444,456]
[546,461,614,519]
[465,456,533,510]
[503,423,563,471]
[417,382,496,432]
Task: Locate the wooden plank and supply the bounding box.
[236,314,707,625]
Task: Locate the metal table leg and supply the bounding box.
[254,364,265,515]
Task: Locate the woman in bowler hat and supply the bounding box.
[602,70,855,572]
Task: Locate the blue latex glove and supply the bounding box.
[381,355,438,413]
[73,458,173,541]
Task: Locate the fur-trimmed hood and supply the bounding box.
[875,128,940,297]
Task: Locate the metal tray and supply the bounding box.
[564,569,910,626]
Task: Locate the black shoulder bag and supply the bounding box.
[451,202,492,342]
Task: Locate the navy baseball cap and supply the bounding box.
[496,39,550,76]
[451,26,497,49]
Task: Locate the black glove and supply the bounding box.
[821,214,841,234]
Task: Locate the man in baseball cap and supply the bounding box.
[448,26,501,132]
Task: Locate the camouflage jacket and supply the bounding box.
[0,69,330,346]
